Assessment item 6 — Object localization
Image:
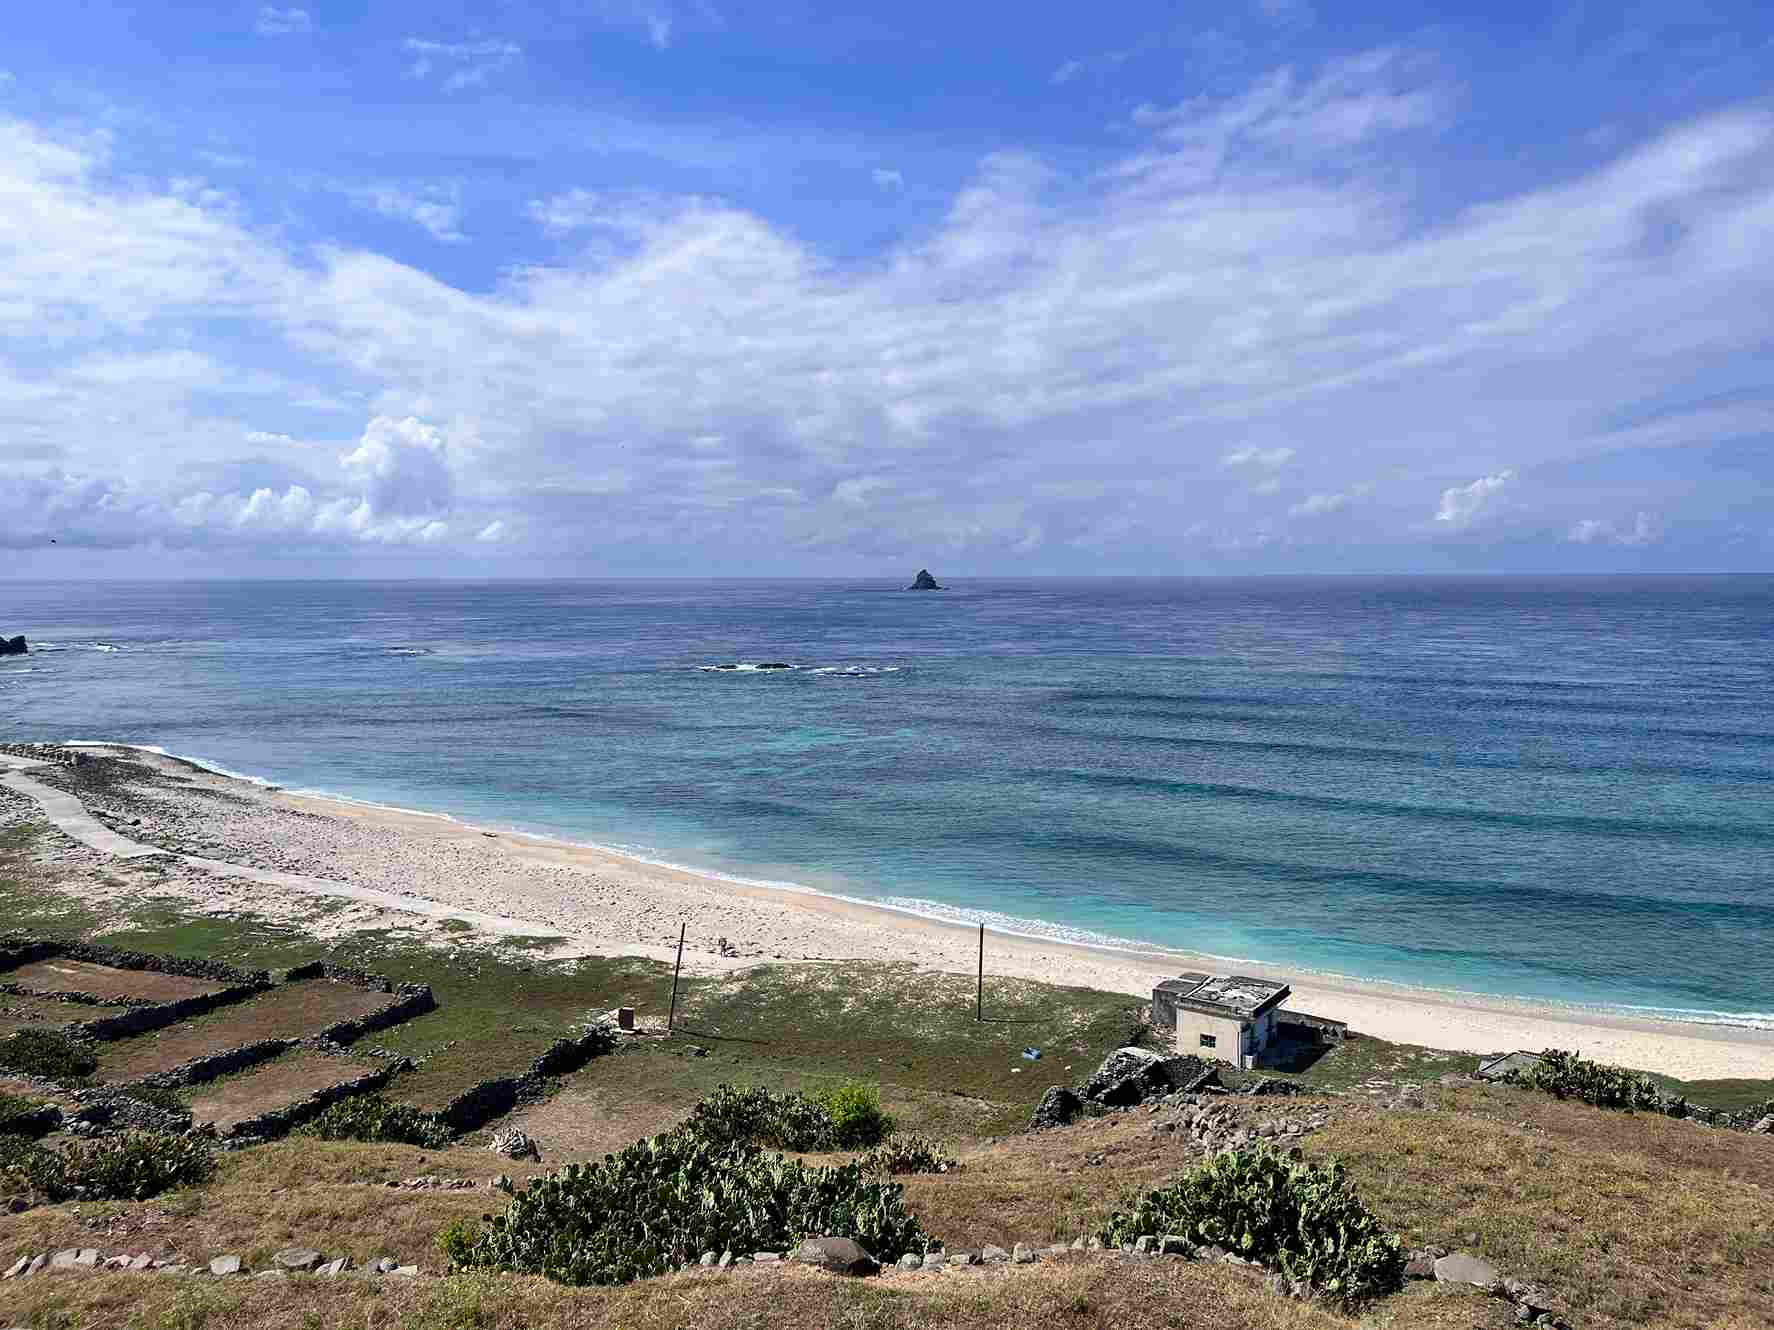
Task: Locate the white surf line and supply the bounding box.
[0,757,571,943]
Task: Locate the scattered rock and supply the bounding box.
[897,1253,921,1271]
[700,1252,718,1267]
[794,1237,880,1276]
[273,1248,322,1272]
[981,1245,1010,1264]
[1750,1115,1774,1134]
[317,1258,350,1277]
[209,1255,242,1276]
[1011,1244,1036,1264]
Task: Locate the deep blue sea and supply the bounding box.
[2,577,1771,1027]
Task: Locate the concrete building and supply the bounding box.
[1153,973,1292,1069]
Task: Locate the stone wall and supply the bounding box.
[71,983,272,1042]
[225,1058,412,1143]
[436,1025,616,1133]
[0,934,267,987]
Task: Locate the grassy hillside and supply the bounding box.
[4,810,1774,1329]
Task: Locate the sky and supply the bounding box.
[2,1,1773,578]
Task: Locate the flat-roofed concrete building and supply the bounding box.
[1154,973,1292,1069]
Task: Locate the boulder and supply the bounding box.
[489,1127,541,1161]
[981,1245,1010,1263]
[1433,1252,1501,1291]
[0,636,26,657]
[1750,1115,1774,1134]
[1028,1085,1085,1130]
[209,1255,242,1276]
[907,570,943,591]
[273,1248,322,1272]
[1083,1047,1163,1100]
[793,1237,880,1276]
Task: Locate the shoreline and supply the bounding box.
[46,741,1774,1082]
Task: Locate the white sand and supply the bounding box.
[37,746,1774,1082]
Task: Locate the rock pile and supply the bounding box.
[489,1126,542,1161]
[1029,1046,1218,1129]
[2,1248,419,1282]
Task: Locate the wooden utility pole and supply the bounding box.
[667,923,686,1032]
[977,923,984,1022]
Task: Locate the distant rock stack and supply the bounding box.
[907,569,943,591]
[0,635,26,656]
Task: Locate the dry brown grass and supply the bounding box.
[1306,1082,1774,1330]
[95,981,394,1081]
[7,958,228,1002]
[186,1051,381,1129]
[1,1256,1368,1330]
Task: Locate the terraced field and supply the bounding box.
[94,980,393,1081]
[185,1049,382,1130]
[0,992,133,1035]
[6,957,229,1002]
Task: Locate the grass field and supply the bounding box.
[0,992,133,1036]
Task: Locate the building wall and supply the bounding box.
[1175,1010,1250,1067]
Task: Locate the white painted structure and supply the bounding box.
[1155,973,1292,1070]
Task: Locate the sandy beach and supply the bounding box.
[15,744,1774,1082]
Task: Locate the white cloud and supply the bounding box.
[1289,491,1348,516]
[872,168,904,189]
[244,430,297,446]
[255,7,312,37]
[476,519,506,543]
[4,50,1774,571]
[403,38,522,91]
[340,416,454,519]
[1222,446,1296,470]
[342,181,465,243]
[1569,511,1659,545]
[1434,469,1515,527]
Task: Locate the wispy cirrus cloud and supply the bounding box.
[341,181,466,243]
[402,38,522,91]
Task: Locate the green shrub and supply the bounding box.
[0,1092,59,1137]
[61,1131,216,1200]
[0,1135,70,1201]
[856,1133,959,1176]
[1509,1049,1669,1112]
[817,1082,894,1149]
[451,1130,934,1286]
[1098,1144,1402,1306]
[0,1130,213,1203]
[668,1083,835,1151]
[0,1029,98,1081]
[437,1217,483,1267]
[299,1094,454,1148]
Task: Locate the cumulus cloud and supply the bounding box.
[340,416,454,519]
[4,45,1774,572]
[403,38,522,91]
[255,7,312,37]
[1434,469,1515,527]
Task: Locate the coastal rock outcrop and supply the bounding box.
[907,570,942,591]
[0,635,26,656]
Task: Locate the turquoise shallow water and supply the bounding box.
[2,576,1771,1026]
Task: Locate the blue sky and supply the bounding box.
[3,0,1773,576]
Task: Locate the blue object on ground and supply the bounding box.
[1021,1047,1042,1060]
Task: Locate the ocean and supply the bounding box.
[2,576,1770,1027]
